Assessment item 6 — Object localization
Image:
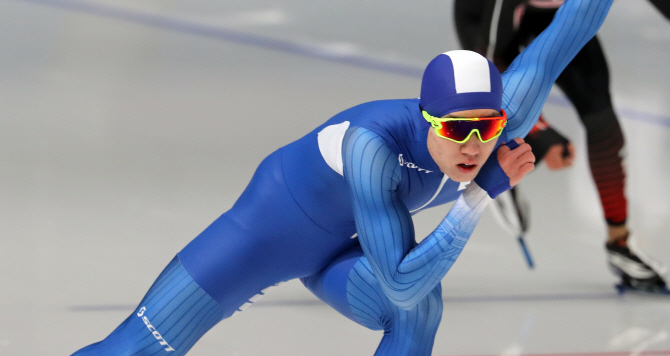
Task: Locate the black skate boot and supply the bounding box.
[606,235,668,294]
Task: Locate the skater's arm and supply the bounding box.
[343,127,491,309]
[502,0,614,139]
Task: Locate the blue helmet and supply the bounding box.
[420,50,503,118]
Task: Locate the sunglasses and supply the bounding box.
[422,109,507,143]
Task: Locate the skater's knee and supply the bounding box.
[383,286,443,334]
[417,287,443,327]
[581,107,623,143]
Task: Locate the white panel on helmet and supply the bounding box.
[445,50,492,94]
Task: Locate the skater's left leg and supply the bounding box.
[301,245,443,356]
[554,36,628,233]
[72,150,357,355]
[555,37,666,289]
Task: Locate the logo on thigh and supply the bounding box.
[137,306,175,352]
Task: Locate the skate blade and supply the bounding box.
[615,283,670,296]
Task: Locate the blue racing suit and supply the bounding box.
[71,0,613,355]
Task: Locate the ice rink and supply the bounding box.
[1,0,669,354]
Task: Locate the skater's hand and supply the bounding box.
[474,138,532,198]
[498,138,535,186]
[544,142,575,170]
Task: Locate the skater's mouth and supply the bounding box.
[457,163,477,173]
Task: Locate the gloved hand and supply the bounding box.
[473,138,535,198]
[525,123,575,170]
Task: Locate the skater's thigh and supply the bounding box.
[555,36,613,117]
[179,150,356,315]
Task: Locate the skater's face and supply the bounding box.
[427,108,500,182]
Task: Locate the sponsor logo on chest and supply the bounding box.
[398,154,433,173]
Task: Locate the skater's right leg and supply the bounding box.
[72,150,357,355]
[553,36,667,289]
[71,212,295,356]
[71,256,224,356]
[70,212,288,356]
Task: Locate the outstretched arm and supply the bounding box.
[343,127,491,309]
[502,0,614,139]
